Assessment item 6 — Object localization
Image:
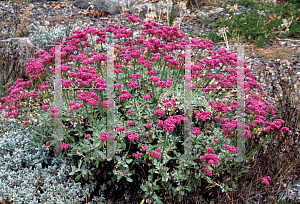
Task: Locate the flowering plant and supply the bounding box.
[0,14,289,202]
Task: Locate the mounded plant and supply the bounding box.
[0,14,290,203]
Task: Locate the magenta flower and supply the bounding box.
[258,176,271,186]
[45,141,50,146]
[23,120,30,126]
[192,127,202,135]
[127,121,135,126]
[142,145,148,151]
[144,94,151,100]
[117,126,126,132]
[85,134,91,138]
[61,143,69,150]
[207,147,215,154]
[155,109,164,117]
[43,105,50,110]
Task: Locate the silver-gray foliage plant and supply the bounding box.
[0,112,106,203]
[25,22,87,51]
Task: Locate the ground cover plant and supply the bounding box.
[191,0,300,47]
[0,112,107,203]
[0,11,294,203]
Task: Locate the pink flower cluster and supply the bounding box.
[85,134,91,138]
[144,94,151,100]
[258,176,271,186]
[23,120,30,126]
[201,167,212,176]
[119,90,133,101]
[192,127,202,135]
[100,132,108,142]
[208,101,230,115]
[50,106,61,118]
[150,148,162,159]
[127,121,135,126]
[195,110,211,121]
[141,145,148,152]
[224,144,240,154]
[264,119,289,135]
[102,100,113,108]
[77,90,100,107]
[132,152,142,159]
[145,124,152,129]
[161,98,177,109]
[155,109,165,117]
[128,133,139,142]
[37,84,50,91]
[207,147,215,154]
[200,153,220,165]
[69,101,84,112]
[61,143,69,150]
[126,14,142,24]
[43,105,50,110]
[155,80,172,89]
[157,115,184,133]
[117,126,126,132]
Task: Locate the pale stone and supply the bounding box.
[74,0,139,15]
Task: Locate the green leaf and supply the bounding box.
[83,174,88,180]
[117,174,122,181]
[207,177,213,184]
[126,177,133,182]
[186,185,193,192]
[95,160,100,166]
[82,169,87,175]
[154,184,160,190]
[153,193,163,204]
[115,156,121,162]
[126,159,133,164]
[95,142,101,148]
[122,142,126,150]
[140,185,148,192]
[75,175,81,182]
[84,156,90,162]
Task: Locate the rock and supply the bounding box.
[73,0,139,15]
[0,38,43,84]
[129,2,179,18]
[279,179,300,202]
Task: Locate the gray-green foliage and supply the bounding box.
[25,21,142,54]
[0,112,106,203]
[26,22,87,51]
